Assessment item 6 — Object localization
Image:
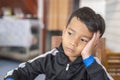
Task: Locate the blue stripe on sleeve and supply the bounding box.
[83,55,95,67]
[6,78,14,80]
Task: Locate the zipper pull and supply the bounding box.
[66,64,70,71]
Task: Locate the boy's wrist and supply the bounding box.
[81,53,91,60]
[83,55,95,67]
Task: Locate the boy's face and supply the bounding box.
[62,17,93,61]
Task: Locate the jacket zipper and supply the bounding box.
[66,64,70,71]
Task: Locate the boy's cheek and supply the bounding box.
[77,45,86,51]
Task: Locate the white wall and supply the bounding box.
[104,0,120,52]
[80,0,106,20]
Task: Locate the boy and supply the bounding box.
[5,7,113,80]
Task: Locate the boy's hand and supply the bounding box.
[81,31,101,59]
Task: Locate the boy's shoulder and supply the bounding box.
[28,48,59,63]
[44,48,59,56]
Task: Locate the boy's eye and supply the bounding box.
[68,32,72,35]
[81,39,88,42]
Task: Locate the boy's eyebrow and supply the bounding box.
[68,27,75,32]
[82,35,91,40]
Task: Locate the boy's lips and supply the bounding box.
[66,47,74,53]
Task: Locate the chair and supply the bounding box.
[51,36,62,49]
[104,53,120,80]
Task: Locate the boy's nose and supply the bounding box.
[70,39,78,47]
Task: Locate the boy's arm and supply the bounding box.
[81,31,100,59]
[4,54,47,80]
[81,31,113,80]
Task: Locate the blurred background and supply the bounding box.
[0,0,120,80]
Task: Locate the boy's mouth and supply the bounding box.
[66,47,74,53]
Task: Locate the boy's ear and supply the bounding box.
[62,27,67,39]
[62,27,67,35]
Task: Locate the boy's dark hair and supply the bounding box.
[66,7,105,37]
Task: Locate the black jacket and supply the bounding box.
[5,45,111,80]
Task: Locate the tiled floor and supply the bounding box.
[0,58,45,80]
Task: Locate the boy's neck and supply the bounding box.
[68,56,77,62]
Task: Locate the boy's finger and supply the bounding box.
[92,31,100,45]
[92,32,97,42]
[95,31,101,45]
[91,32,96,41]
[97,31,101,38]
[96,31,101,40]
